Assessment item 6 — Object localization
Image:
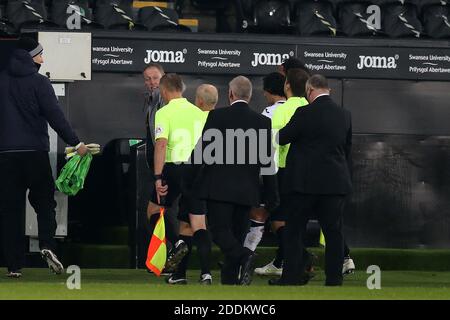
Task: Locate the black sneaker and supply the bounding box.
[238,251,257,285]
[199,273,212,285]
[165,274,188,285]
[164,240,188,273]
[6,270,22,278]
[268,278,309,286]
[40,249,64,274]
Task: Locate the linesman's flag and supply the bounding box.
[146,208,167,276]
[319,229,326,247]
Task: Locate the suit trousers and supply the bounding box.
[281,193,346,285]
[206,200,251,284]
[0,151,57,271]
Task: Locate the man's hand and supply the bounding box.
[76,142,89,157]
[155,179,168,204]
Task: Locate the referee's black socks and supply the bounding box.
[193,229,212,276]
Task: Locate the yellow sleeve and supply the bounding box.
[154,109,170,140]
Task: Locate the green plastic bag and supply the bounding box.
[56,153,93,196]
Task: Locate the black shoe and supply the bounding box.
[164,240,189,273]
[199,273,212,285]
[238,252,257,285]
[268,275,310,286]
[165,274,188,285]
[6,269,22,278]
[40,249,64,274]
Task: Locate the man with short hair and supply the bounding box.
[141,64,180,274]
[153,73,212,285]
[191,76,278,285]
[195,84,218,112]
[254,68,312,277]
[278,57,310,76]
[0,37,88,278]
[244,72,286,256]
[273,75,352,286]
[143,64,165,164]
[163,83,219,283]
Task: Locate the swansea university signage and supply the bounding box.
[92,37,450,80]
[298,45,450,81]
[92,38,296,75]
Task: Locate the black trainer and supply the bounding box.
[165,274,188,285]
[238,251,257,285]
[6,269,22,278]
[40,249,64,274]
[164,240,189,273]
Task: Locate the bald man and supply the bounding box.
[195,84,218,112]
[190,76,278,285]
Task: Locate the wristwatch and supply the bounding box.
[154,174,163,181]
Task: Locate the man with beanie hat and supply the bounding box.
[0,36,88,278]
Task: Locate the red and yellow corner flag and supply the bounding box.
[145,207,167,276]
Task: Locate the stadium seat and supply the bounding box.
[137,6,190,31]
[296,0,337,36]
[249,0,294,34]
[190,0,231,32]
[6,0,55,32]
[381,1,422,38]
[50,0,103,30]
[94,0,143,30]
[421,3,450,39]
[0,19,16,36]
[233,0,255,31]
[338,1,382,37]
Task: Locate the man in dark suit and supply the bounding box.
[273,74,352,286]
[191,76,278,285]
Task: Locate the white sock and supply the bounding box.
[244,222,265,251]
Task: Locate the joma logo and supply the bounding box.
[144,49,186,64]
[357,55,398,70]
[251,52,292,67]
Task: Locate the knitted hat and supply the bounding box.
[17,37,43,58]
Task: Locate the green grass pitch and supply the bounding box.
[1,269,450,300]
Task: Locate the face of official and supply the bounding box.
[306,85,330,103]
[33,53,43,65]
[143,67,163,92]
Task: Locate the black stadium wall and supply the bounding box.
[2,32,450,249]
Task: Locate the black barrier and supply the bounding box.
[90,31,450,80]
[347,134,450,248]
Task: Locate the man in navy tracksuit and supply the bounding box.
[0,37,88,278]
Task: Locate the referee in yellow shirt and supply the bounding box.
[153,74,212,285]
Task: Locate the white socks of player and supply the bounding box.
[244,220,265,251]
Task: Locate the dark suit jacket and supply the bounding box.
[278,95,352,195]
[144,90,164,170]
[191,101,278,208]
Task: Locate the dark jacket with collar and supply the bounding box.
[144,89,164,169]
[0,49,79,152]
[191,101,279,209]
[278,95,352,195]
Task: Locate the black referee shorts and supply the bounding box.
[162,163,206,223]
